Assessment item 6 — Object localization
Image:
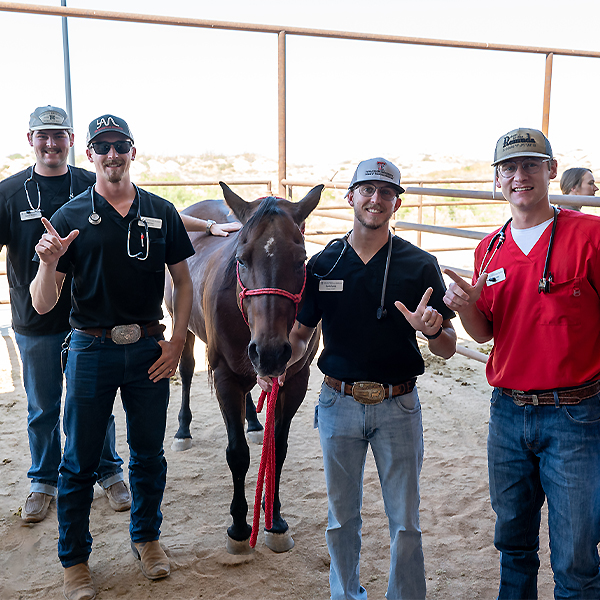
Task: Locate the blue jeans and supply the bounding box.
[317,382,426,600]
[488,388,600,600]
[57,330,169,568]
[14,331,123,496]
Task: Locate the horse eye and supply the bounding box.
[236,257,246,268]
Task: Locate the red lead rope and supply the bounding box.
[250,378,279,548]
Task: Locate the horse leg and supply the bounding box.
[264,364,312,553]
[171,331,195,451]
[245,392,264,445]
[215,374,253,554]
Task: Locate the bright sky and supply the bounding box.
[1,0,599,168]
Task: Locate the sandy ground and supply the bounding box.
[0,321,555,600]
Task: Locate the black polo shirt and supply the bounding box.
[47,186,194,329]
[0,166,95,335]
[298,235,454,385]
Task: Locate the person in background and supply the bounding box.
[31,114,194,600]
[0,106,130,523]
[558,167,598,211]
[444,128,600,599]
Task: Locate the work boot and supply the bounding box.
[21,492,53,523]
[63,562,95,600]
[104,481,131,512]
[131,540,170,580]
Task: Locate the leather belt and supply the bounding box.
[324,375,416,405]
[500,380,600,406]
[78,321,165,345]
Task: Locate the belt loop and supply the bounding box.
[553,390,560,408]
[388,384,393,398]
[101,329,107,343]
[341,382,346,396]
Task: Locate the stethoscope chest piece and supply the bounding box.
[89,212,101,225]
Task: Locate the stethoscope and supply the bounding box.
[311,230,393,319]
[479,206,558,294]
[89,183,149,260]
[23,165,74,212]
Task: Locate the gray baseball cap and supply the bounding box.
[29,106,72,131]
[492,128,553,165]
[86,114,134,145]
[347,157,405,195]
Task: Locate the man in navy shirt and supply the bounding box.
[0,106,129,524]
[31,114,194,600]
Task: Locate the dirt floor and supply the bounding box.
[0,326,554,600]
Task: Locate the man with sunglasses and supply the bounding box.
[258,157,456,600]
[444,128,600,599]
[31,114,194,600]
[0,106,130,525]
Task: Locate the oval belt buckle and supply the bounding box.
[352,381,385,404]
[111,324,142,345]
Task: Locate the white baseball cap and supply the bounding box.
[347,157,405,196]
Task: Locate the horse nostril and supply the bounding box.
[248,341,259,365]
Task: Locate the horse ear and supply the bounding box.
[293,184,324,225]
[219,181,255,224]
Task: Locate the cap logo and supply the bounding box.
[39,110,65,125]
[503,132,537,148]
[97,116,120,129]
[377,161,386,171]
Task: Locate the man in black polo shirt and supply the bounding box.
[259,157,456,600]
[0,105,129,524]
[31,114,194,600]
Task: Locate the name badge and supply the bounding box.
[486,268,506,286]
[20,209,42,221]
[319,279,343,292]
[140,217,162,229]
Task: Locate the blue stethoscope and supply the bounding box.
[311,230,393,319]
[89,183,149,260]
[23,165,73,213]
[479,206,558,294]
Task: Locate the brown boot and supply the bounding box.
[63,562,95,600]
[131,540,170,580]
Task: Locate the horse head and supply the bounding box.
[220,182,323,378]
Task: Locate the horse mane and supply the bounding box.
[221,196,287,290]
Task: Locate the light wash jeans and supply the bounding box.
[488,388,600,599]
[15,330,123,496]
[58,330,169,567]
[317,382,426,600]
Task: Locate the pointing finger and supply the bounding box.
[41,217,58,236]
[417,287,433,311]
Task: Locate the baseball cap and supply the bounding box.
[86,114,134,145]
[347,157,405,196]
[492,128,553,165]
[29,106,72,131]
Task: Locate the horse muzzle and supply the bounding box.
[248,338,292,378]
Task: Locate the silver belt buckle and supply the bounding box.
[512,390,527,406]
[352,381,385,405]
[111,324,141,345]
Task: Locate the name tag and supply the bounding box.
[319,279,343,292]
[486,268,506,286]
[140,217,162,229]
[20,209,42,221]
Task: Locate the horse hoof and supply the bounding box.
[171,437,192,452]
[226,536,254,555]
[264,530,295,553]
[247,429,264,445]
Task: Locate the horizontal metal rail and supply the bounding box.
[137,180,271,188]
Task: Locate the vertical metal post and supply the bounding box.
[61,0,75,165]
[417,183,423,247]
[542,52,553,136]
[278,31,286,197]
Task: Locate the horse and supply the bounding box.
[165,182,323,554]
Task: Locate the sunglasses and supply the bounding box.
[89,140,133,155]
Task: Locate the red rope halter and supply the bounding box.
[236,262,306,327]
[250,379,279,548]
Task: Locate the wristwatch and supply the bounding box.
[205,219,216,235]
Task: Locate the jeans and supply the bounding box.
[317,382,426,600]
[57,330,169,568]
[14,331,123,496]
[488,388,600,600]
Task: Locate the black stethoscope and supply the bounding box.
[23,165,73,214]
[479,206,558,294]
[89,183,149,260]
[311,230,393,319]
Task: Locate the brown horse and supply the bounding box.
[165,183,323,554]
